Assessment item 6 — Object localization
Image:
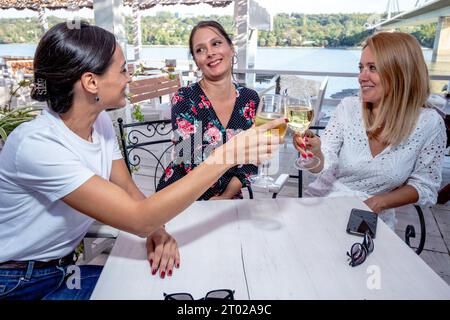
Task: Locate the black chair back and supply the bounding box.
[118,117,173,191]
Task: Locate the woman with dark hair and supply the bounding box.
[0,22,285,300]
[294,32,447,229]
[156,21,259,200]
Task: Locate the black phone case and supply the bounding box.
[346,208,378,238]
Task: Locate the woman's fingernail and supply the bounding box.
[176,262,180,268]
[300,143,306,149]
[308,153,314,158]
[152,269,157,275]
[168,270,173,277]
[285,118,289,123]
[302,153,307,158]
[160,271,165,279]
[150,259,153,265]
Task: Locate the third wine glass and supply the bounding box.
[286,95,321,170]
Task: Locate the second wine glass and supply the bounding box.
[250,94,287,189]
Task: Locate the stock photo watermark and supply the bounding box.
[65,265,81,290]
[66,4,81,30]
[171,121,282,173]
[366,265,381,290]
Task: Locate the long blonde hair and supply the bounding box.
[362,32,430,146]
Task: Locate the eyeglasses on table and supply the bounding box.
[347,231,374,267]
[163,289,235,300]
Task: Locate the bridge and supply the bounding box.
[369,0,450,62]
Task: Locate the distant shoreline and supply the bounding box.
[0,43,365,50]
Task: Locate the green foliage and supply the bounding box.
[131,103,145,122]
[0,80,41,142]
[0,13,436,48]
[0,106,39,141]
[0,16,94,43]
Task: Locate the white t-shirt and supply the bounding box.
[0,109,122,262]
[305,96,447,228]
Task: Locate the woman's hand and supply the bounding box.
[293,130,322,159]
[209,177,242,200]
[208,117,287,167]
[146,227,180,279]
[364,195,388,214]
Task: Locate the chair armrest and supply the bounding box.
[268,174,289,194]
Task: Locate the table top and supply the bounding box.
[91,196,450,300]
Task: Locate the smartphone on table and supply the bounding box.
[346,208,378,238]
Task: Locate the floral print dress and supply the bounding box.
[156,82,259,200]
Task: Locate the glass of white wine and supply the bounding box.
[250,94,287,189]
[286,95,321,170]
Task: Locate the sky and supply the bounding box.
[0,0,418,19]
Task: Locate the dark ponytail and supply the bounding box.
[31,21,117,114]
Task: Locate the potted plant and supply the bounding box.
[0,79,41,151]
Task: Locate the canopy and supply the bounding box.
[0,0,232,11]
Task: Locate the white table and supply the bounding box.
[91,196,450,300]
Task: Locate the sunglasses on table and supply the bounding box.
[164,289,235,301]
[346,231,374,267]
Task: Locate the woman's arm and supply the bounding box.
[364,185,419,213]
[62,118,285,237]
[109,159,179,278]
[109,159,146,200]
[366,112,447,212]
[210,176,243,200]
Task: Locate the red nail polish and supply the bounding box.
[152,269,157,275]
[302,153,307,158]
[168,270,172,276]
[176,263,180,268]
[300,143,306,149]
[284,118,289,123]
[308,153,314,158]
[150,259,153,265]
[161,271,165,279]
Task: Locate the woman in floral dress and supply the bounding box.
[156,21,259,200]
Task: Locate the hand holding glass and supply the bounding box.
[286,95,321,170]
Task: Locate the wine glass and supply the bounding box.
[250,94,287,189]
[286,95,321,170]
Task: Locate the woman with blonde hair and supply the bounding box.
[294,31,447,228]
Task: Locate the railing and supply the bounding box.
[233,68,450,108]
[234,68,450,81]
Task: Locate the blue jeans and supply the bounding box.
[0,261,103,300]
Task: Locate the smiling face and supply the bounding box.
[97,45,131,109]
[191,26,234,81]
[358,47,384,108]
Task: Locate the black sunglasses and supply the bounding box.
[346,232,374,267]
[164,289,235,301]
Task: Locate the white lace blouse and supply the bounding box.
[305,96,447,228]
